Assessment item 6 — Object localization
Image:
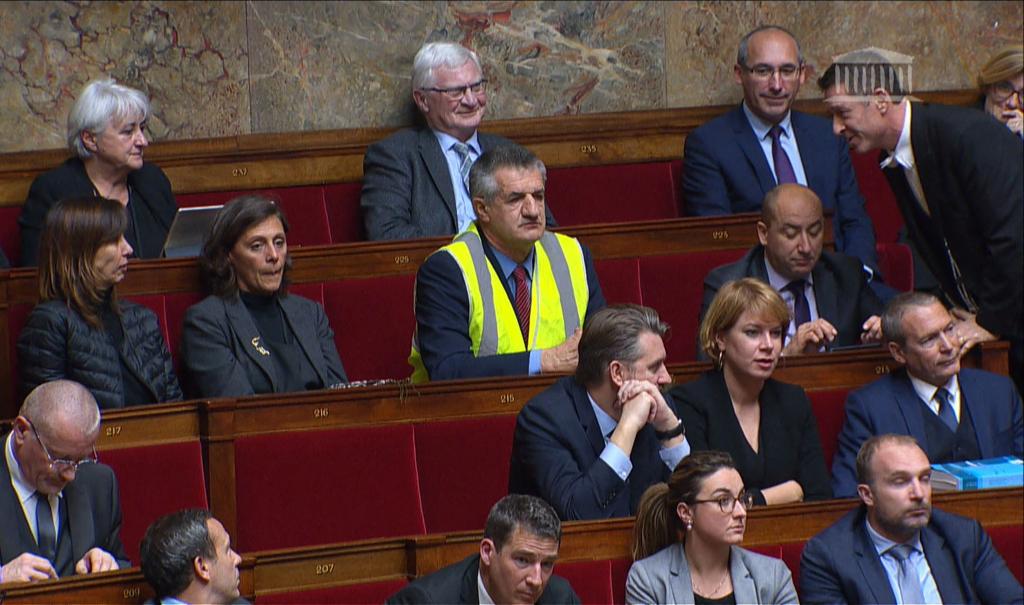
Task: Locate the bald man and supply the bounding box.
[699,184,885,356]
[0,380,128,582]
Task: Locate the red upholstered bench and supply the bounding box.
[100,441,208,563]
[232,423,426,552]
[780,540,806,592]
[594,257,643,306]
[414,415,517,534]
[850,151,903,244]
[988,524,1024,583]
[257,579,408,604]
[637,249,747,363]
[545,161,682,226]
[0,205,22,266]
[322,274,416,381]
[324,182,365,243]
[806,388,850,472]
[611,558,632,605]
[556,559,615,605]
[177,186,332,247]
[876,242,914,293]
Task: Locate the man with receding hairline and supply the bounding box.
[0,380,128,583]
[699,183,884,357]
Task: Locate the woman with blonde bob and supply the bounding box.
[669,278,831,507]
[977,45,1023,137]
[17,197,181,409]
[627,450,797,604]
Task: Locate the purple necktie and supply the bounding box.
[512,265,530,345]
[784,279,810,328]
[770,125,798,185]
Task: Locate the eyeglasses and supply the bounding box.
[693,491,754,514]
[742,64,802,82]
[989,81,1023,103]
[421,79,488,101]
[27,419,98,472]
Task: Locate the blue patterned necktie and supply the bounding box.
[887,544,926,605]
[452,142,473,193]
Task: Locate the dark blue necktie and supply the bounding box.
[935,388,959,432]
[784,279,811,327]
[36,492,56,563]
[770,125,798,185]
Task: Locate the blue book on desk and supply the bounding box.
[931,456,1024,491]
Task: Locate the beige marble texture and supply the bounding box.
[0,1,1020,153]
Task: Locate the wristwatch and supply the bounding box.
[654,420,685,440]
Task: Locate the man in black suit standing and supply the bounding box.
[699,183,884,357]
[819,50,1024,385]
[0,380,128,582]
[387,494,579,604]
[361,41,553,241]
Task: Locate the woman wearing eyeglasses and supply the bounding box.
[670,278,831,507]
[977,45,1023,138]
[626,450,797,604]
[17,197,182,410]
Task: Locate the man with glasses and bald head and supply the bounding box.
[0,380,127,583]
[684,25,892,300]
[361,41,555,241]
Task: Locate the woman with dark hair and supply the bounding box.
[180,195,347,398]
[17,197,182,409]
[670,278,831,507]
[19,78,177,266]
[626,450,797,604]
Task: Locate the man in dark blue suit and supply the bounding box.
[802,434,1022,604]
[508,305,689,521]
[683,26,889,297]
[832,292,1023,497]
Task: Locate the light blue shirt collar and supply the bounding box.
[588,392,619,439]
[865,518,923,555]
[490,245,535,286]
[433,130,481,156]
[742,102,794,142]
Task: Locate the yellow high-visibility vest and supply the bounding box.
[409,224,590,383]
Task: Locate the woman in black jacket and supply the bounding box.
[17,197,182,409]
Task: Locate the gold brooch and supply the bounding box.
[251,336,270,356]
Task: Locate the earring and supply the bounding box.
[717,349,724,367]
[686,520,693,531]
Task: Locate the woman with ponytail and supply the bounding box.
[626,451,797,604]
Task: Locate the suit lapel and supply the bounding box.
[459,554,481,604]
[0,447,38,560]
[668,543,695,603]
[419,129,458,228]
[907,104,945,226]
[811,261,839,328]
[729,546,759,604]
[224,297,278,391]
[791,112,824,193]
[891,370,931,449]
[958,372,993,456]
[571,381,606,457]
[748,246,771,282]
[921,523,968,603]
[729,107,777,192]
[278,296,327,387]
[853,521,898,604]
[62,480,95,569]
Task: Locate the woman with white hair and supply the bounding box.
[19,78,177,266]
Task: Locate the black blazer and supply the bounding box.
[881,102,1023,338]
[179,293,348,398]
[19,157,178,266]
[386,554,580,604]
[0,438,129,575]
[361,127,557,241]
[698,245,883,358]
[509,376,671,520]
[670,370,832,502]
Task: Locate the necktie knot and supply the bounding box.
[887,543,915,562]
[769,124,785,142]
[452,141,470,159]
[784,279,806,295]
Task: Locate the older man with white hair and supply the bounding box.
[361,41,554,240]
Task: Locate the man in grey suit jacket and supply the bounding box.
[387,495,579,604]
[362,41,554,241]
[0,381,128,582]
[699,184,884,357]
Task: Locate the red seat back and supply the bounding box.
[806,389,850,471]
[232,424,426,551]
[545,162,681,226]
[0,205,22,266]
[556,559,614,605]
[611,558,632,605]
[164,291,205,374]
[176,186,332,247]
[876,242,914,292]
[593,257,643,305]
[257,579,408,604]
[6,303,33,404]
[322,274,416,381]
[988,524,1024,583]
[324,182,365,243]
[850,151,903,244]
[414,415,517,534]
[101,441,208,563]
[638,250,746,363]
[780,541,806,591]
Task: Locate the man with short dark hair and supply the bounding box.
[830,292,1022,497]
[801,435,1022,604]
[361,41,555,241]
[140,509,242,605]
[509,304,688,520]
[684,26,886,295]
[0,380,128,582]
[699,183,884,357]
[819,50,1024,386]
[409,143,604,382]
[387,494,579,604]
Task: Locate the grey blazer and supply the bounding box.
[180,293,347,398]
[626,543,798,605]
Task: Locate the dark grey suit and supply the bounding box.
[361,128,556,240]
[0,436,129,576]
[699,245,883,357]
[180,293,347,398]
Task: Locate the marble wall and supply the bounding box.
[0,1,1019,153]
